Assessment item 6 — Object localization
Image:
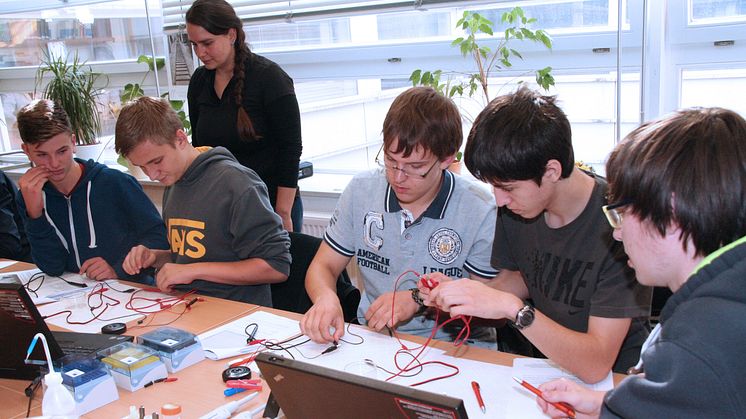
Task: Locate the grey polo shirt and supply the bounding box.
[324,169,498,343]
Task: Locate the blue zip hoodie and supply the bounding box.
[17,158,168,282]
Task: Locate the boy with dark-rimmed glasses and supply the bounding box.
[301,87,499,346]
[423,86,651,383]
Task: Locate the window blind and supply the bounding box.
[162,0,473,32]
[0,0,111,15]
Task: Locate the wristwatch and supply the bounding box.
[410,288,425,307]
[511,304,535,330]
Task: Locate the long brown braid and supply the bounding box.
[186,0,258,141]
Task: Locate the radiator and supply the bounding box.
[301,213,364,293]
[301,214,330,238]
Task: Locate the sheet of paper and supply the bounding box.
[197,310,614,419]
[11,269,100,305]
[416,353,513,418]
[277,323,436,380]
[0,260,18,270]
[233,314,505,418]
[199,310,303,360]
[507,358,614,419]
[37,280,178,333]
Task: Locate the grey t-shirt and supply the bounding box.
[325,169,498,344]
[493,174,651,370]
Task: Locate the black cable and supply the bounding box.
[373,352,423,378]
[54,275,87,288]
[101,280,136,293]
[244,322,259,342]
[339,320,364,345]
[24,272,45,296]
[25,375,42,418]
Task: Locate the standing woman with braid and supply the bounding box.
[186,0,303,232]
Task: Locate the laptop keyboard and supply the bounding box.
[60,344,94,356]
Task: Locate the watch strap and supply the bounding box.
[410,288,425,307]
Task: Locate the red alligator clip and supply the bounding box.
[229,354,258,368]
[225,379,263,391]
[419,277,439,290]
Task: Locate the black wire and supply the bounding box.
[258,334,313,360]
[55,275,87,288]
[25,375,42,418]
[101,280,136,293]
[373,352,424,378]
[339,321,364,345]
[299,342,338,360]
[244,322,259,342]
[24,272,45,296]
[261,340,303,360]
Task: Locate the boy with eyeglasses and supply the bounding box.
[301,87,498,345]
[15,99,168,282]
[422,87,651,383]
[536,107,746,418]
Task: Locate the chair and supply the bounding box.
[271,232,361,322]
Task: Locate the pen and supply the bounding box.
[471,380,486,413]
[512,377,576,418]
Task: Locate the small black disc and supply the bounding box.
[222,366,252,382]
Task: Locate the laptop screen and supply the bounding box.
[255,352,469,419]
[0,274,131,380]
[0,273,67,379]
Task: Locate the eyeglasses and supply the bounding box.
[374,145,439,179]
[602,200,632,229]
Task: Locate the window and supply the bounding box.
[1,0,745,190]
[0,0,168,153]
[690,0,746,24]
[254,1,640,177]
[681,67,746,114]
[0,0,164,67]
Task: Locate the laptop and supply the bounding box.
[0,273,133,380]
[255,352,469,419]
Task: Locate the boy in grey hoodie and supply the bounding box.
[536,108,746,418]
[115,96,290,306]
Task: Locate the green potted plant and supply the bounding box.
[120,54,191,136]
[411,7,555,176]
[35,50,107,160]
[410,7,555,106]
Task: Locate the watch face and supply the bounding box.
[520,309,534,325]
[517,306,535,328]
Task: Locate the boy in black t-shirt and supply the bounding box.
[421,87,651,383]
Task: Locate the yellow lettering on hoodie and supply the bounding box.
[168,218,206,259]
[185,230,206,258]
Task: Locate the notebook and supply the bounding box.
[0,273,133,380]
[255,352,469,419]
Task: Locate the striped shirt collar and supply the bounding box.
[384,169,455,220]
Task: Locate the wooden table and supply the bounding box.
[0,261,262,418]
[1,261,625,418]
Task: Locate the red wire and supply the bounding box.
[384,270,471,386]
[45,283,198,326]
